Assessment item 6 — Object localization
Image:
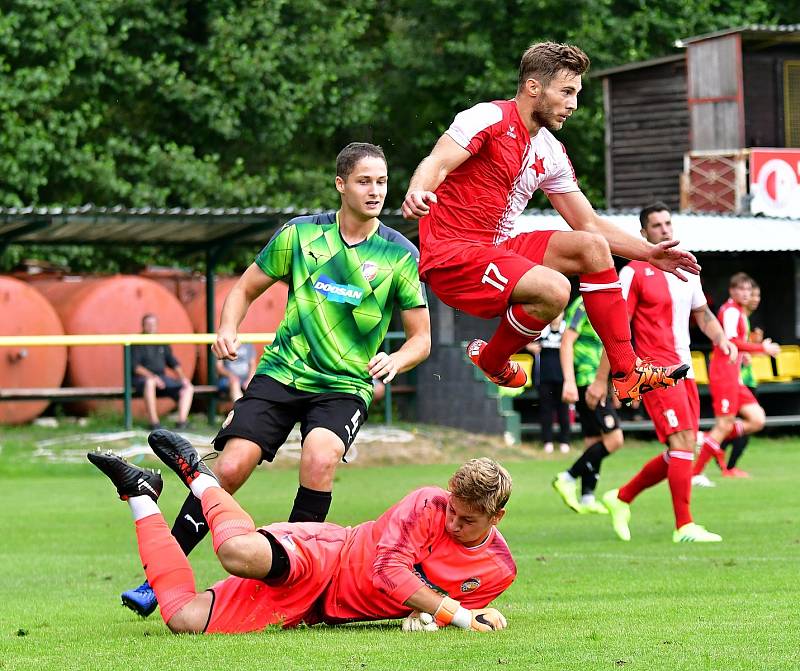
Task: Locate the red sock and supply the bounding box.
[135,514,196,624]
[693,436,723,475]
[667,450,693,528]
[579,268,636,375]
[479,304,547,375]
[618,452,669,503]
[201,487,256,553]
[725,420,744,442]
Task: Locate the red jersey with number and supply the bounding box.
[619,261,706,378]
[418,99,579,278]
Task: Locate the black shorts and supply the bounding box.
[213,375,368,463]
[576,386,620,437]
[132,374,183,401]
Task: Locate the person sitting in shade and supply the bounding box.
[131,313,194,431]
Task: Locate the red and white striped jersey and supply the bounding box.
[418,99,579,276]
[620,261,707,377]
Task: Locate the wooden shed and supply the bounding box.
[598,25,800,213]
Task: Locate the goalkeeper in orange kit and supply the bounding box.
[88,430,516,634]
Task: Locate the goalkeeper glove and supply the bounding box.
[401,610,439,632]
[434,596,508,632]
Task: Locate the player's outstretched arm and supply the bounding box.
[548,191,700,280]
[213,263,276,360]
[404,588,507,632]
[692,304,738,362]
[367,307,431,383]
[402,135,470,220]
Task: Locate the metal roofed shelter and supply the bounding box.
[0,205,415,423]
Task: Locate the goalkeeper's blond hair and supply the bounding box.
[448,458,512,517]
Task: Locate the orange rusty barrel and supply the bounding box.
[186,277,288,382]
[31,275,197,417]
[0,276,67,424]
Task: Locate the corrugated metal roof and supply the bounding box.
[0,206,798,252]
[675,24,800,47]
[514,212,800,252]
[0,205,417,247]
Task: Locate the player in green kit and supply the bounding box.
[552,296,624,513]
[121,143,431,617]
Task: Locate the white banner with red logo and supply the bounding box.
[750,148,800,219]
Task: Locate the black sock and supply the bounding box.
[170,492,210,556]
[581,442,610,496]
[567,441,605,479]
[727,436,749,469]
[586,442,610,473]
[568,441,600,479]
[288,485,332,523]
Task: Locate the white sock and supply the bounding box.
[128,495,160,521]
[562,471,576,483]
[581,493,596,505]
[189,473,220,499]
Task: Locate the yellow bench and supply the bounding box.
[690,351,709,385]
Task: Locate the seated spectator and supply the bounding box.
[216,342,257,402]
[131,313,194,430]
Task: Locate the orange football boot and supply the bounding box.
[466,339,528,388]
[612,357,689,404]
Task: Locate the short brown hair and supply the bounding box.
[335,142,387,181]
[448,458,512,517]
[730,272,753,289]
[639,201,671,228]
[518,42,590,90]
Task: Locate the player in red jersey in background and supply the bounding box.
[693,273,780,482]
[402,42,700,403]
[88,431,515,634]
[602,203,734,543]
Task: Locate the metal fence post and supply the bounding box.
[123,344,132,430]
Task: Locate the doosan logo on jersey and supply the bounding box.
[314,275,364,305]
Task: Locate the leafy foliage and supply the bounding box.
[1,0,797,271]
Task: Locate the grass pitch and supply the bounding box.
[1,422,799,670]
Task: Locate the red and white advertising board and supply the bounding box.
[750,148,800,218]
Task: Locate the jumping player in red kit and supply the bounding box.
[87,431,515,634]
[402,42,700,402]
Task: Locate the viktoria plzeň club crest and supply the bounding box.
[360,261,378,282]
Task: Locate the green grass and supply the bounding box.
[2,424,799,670]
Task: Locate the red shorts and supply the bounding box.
[205,522,347,634]
[709,382,757,417]
[642,378,699,444]
[421,231,557,319]
[708,352,757,416]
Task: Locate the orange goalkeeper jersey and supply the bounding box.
[318,486,517,624]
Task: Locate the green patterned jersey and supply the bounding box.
[254,211,426,405]
[741,314,756,388]
[564,296,603,387]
